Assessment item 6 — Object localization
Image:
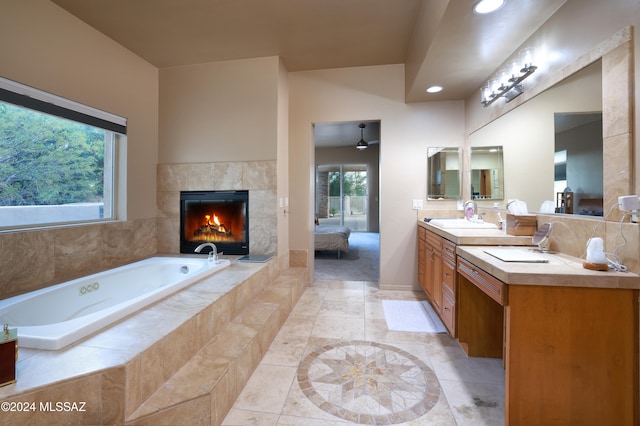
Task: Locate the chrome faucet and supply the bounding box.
[194,243,218,260]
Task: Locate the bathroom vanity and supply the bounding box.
[417,221,529,335]
[418,220,640,425]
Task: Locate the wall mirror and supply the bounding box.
[427,147,461,200]
[470,146,504,200]
[469,59,603,214]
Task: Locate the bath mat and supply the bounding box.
[382,300,447,333]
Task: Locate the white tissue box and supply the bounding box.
[506,214,537,236]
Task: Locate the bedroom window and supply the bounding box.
[315,163,368,231]
[0,77,126,229]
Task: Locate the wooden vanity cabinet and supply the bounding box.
[418,226,456,335]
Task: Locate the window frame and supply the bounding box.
[0,76,127,230]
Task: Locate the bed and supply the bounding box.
[314,225,351,258]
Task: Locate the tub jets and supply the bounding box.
[179,265,189,274]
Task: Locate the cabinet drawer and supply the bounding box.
[441,287,455,334]
[457,257,507,305]
[441,239,456,261]
[442,256,456,293]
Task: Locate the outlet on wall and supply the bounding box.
[412,199,423,210]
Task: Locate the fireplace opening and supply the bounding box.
[180,190,249,255]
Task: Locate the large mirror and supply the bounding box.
[469,59,603,214]
[470,146,504,200]
[427,147,461,200]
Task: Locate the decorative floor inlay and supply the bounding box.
[297,340,441,424]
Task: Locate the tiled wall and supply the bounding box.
[0,160,277,301]
[156,160,277,256]
[0,218,157,300]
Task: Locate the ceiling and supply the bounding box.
[50,0,567,148]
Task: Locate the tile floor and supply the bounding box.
[222,280,505,425]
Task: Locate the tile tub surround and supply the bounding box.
[157,160,278,256]
[0,218,157,300]
[0,254,306,425]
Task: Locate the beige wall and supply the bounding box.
[289,64,465,290]
[159,57,279,163]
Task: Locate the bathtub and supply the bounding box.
[0,256,230,350]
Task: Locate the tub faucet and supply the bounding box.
[195,242,218,263]
[194,242,217,255]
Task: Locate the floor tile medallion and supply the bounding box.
[297,340,441,424]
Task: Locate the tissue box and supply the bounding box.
[506,214,537,236]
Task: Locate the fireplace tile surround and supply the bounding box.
[157,160,277,256]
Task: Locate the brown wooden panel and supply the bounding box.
[506,285,639,425]
[456,273,504,358]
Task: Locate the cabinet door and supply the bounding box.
[425,232,442,307]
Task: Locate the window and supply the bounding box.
[0,77,126,229]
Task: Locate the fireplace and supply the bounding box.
[180,190,249,255]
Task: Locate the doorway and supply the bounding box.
[313,120,381,282]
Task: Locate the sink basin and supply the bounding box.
[429,218,498,229]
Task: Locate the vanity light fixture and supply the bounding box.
[355,123,368,150]
[481,47,537,107]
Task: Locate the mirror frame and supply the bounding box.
[465,27,633,222]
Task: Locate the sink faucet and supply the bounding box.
[195,242,218,263]
[464,200,477,220]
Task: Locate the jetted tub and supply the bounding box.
[0,256,230,350]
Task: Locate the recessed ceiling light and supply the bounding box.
[426,85,443,93]
[473,0,506,15]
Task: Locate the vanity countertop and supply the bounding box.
[418,220,532,246]
[456,245,640,289]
